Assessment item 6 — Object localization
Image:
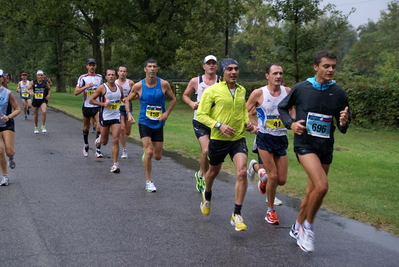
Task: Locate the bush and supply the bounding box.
[342,77,399,128]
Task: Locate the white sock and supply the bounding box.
[303,219,313,230]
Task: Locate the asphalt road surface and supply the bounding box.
[1,96,398,267]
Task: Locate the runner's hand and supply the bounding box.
[339,106,349,127]
[291,120,306,135]
[220,124,236,138]
[127,113,134,123]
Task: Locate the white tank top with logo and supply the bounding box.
[101,83,122,121]
[256,86,287,136]
[116,79,131,106]
[19,80,30,97]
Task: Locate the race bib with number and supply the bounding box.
[86,88,96,97]
[22,93,30,97]
[34,91,44,99]
[266,115,284,130]
[146,105,162,120]
[306,112,332,138]
[107,100,120,110]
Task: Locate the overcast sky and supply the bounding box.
[324,0,392,28]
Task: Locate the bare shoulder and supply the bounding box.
[160,79,171,90]
[251,88,264,96]
[96,83,106,93]
[189,76,199,85]
[132,80,143,91]
[184,76,199,92]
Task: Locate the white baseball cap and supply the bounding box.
[37,70,44,75]
[203,55,217,64]
[0,69,3,77]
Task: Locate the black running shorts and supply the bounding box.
[208,138,248,166]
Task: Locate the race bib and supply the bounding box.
[22,93,30,97]
[266,115,284,130]
[306,112,332,138]
[146,105,162,120]
[34,92,44,99]
[86,88,95,97]
[108,100,120,110]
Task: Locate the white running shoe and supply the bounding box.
[0,175,9,186]
[41,125,47,133]
[246,159,257,181]
[121,149,128,159]
[83,145,89,157]
[34,127,39,134]
[297,226,315,252]
[266,195,283,206]
[145,181,157,192]
[110,162,120,173]
[290,223,299,240]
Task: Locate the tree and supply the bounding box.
[268,0,354,82]
[345,1,399,78]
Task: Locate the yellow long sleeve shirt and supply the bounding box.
[197,81,249,141]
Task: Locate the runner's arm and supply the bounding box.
[182,77,198,110]
[159,80,176,121]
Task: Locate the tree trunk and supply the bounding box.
[104,35,113,70]
[56,35,66,92]
[92,18,103,74]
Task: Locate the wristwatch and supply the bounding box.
[7,116,12,120]
[215,122,222,130]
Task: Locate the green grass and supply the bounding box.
[10,84,399,237]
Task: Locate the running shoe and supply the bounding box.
[34,127,39,134]
[8,157,16,169]
[24,116,27,120]
[194,171,205,192]
[230,213,247,231]
[258,180,266,194]
[41,125,47,133]
[95,135,101,148]
[266,196,283,206]
[0,175,9,186]
[94,150,103,158]
[110,162,120,173]
[121,149,128,159]
[290,223,299,240]
[91,127,96,133]
[145,180,156,192]
[201,176,206,191]
[265,210,280,225]
[83,145,89,157]
[200,191,211,215]
[297,226,315,253]
[246,159,257,181]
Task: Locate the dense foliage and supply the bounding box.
[0,0,398,128]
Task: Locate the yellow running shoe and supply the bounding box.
[230,213,247,231]
[200,192,211,215]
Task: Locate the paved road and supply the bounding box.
[1,96,399,266]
